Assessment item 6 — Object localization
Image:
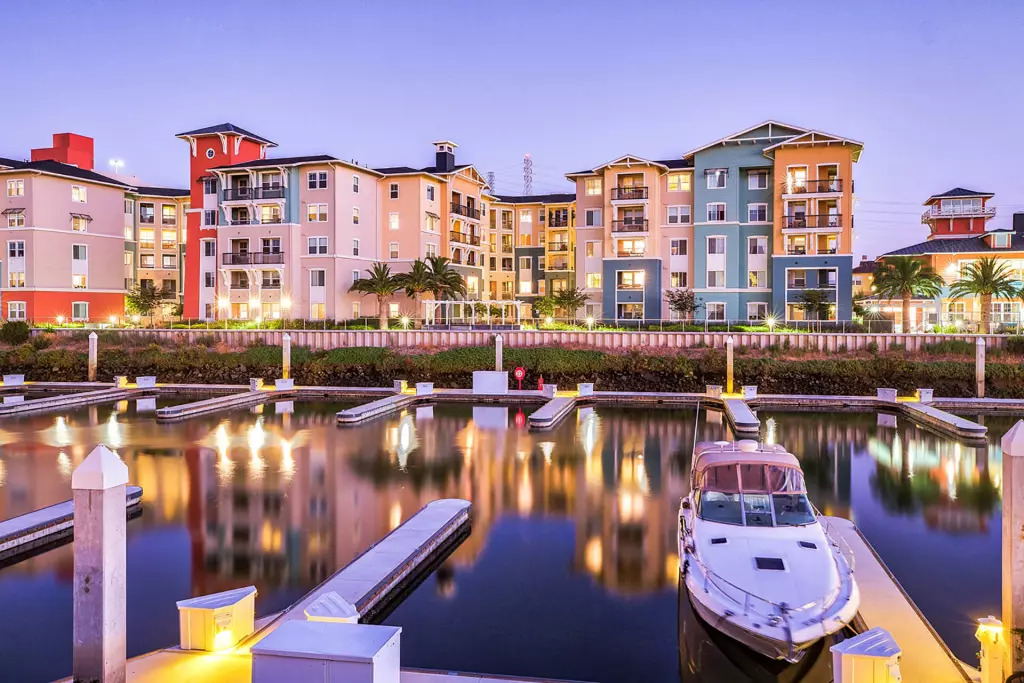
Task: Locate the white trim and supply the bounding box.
[704,301,727,321]
[682,120,810,158]
[747,170,769,190]
[2,287,125,293]
[746,202,769,223]
[705,203,727,223]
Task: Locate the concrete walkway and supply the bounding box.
[722,397,759,435]
[155,389,294,422]
[824,517,970,682]
[0,387,145,417]
[528,396,577,431]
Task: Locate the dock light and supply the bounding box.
[955,318,964,329]
[585,316,595,329]
[869,305,880,314]
[281,296,291,310]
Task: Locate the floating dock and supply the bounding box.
[336,393,423,426]
[721,397,760,435]
[824,516,970,682]
[155,389,295,422]
[0,486,143,565]
[528,396,577,431]
[899,401,986,440]
[0,387,146,417]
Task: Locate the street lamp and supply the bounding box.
[400,315,410,329]
[108,159,124,176]
[585,316,595,330]
[56,315,65,326]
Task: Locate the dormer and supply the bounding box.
[921,187,995,238]
[432,140,458,173]
[985,230,1013,249]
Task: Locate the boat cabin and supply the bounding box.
[691,441,814,527]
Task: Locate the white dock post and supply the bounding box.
[725,335,734,395]
[976,616,1005,683]
[72,445,129,683]
[1002,420,1024,675]
[495,334,503,372]
[88,332,98,382]
[976,337,986,398]
[282,333,291,381]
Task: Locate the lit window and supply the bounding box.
[667,173,690,192]
[161,205,176,225]
[162,229,177,249]
[519,209,532,222]
[307,204,328,222]
[389,302,400,317]
[72,274,87,289]
[519,281,532,295]
[705,169,727,189]
[585,241,600,258]
[585,178,602,196]
[71,215,89,232]
[467,276,479,295]
[352,207,360,224]
[670,239,687,256]
[519,256,532,271]
[124,252,133,267]
[310,303,325,320]
[6,209,24,228]
[8,271,25,288]
[586,272,602,288]
[671,272,687,288]
[748,270,767,288]
[389,213,399,230]
[351,301,360,318]
[71,185,87,203]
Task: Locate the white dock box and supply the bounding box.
[742,385,758,399]
[415,382,434,396]
[303,591,359,623]
[577,382,594,397]
[252,620,401,683]
[135,376,156,389]
[2,374,24,386]
[876,387,897,403]
[917,388,933,402]
[830,627,902,683]
[705,384,723,398]
[472,370,509,395]
[249,378,264,391]
[176,585,256,652]
[274,378,294,391]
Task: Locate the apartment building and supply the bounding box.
[124,187,189,312]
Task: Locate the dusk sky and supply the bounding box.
[3,0,1023,258]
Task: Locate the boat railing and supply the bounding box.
[818,511,856,573]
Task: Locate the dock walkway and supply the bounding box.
[0,387,144,417]
[337,393,423,426]
[155,389,294,422]
[722,397,759,435]
[528,396,577,431]
[824,516,969,682]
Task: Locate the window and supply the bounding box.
[425,213,439,232]
[202,240,216,257]
[707,236,726,254]
[6,179,24,197]
[206,148,215,160]
[707,270,726,288]
[262,271,280,288]
[706,303,725,321]
[7,302,25,320]
[670,239,687,256]
[706,203,726,222]
[72,274,87,289]
[124,224,134,240]
[519,209,532,223]
[584,209,602,227]
[71,215,88,232]
[667,173,691,192]
[519,256,532,271]
[204,272,215,287]
[748,236,767,255]
[162,254,176,269]
[162,279,176,293]
[71,185,87,203]
[307,204,328,222]
[586,272,602,288]
[351,175,360,193]
[667,205,691,224]
[671,271,687,287]
[389,183,399,199]
[261,238,280,254]
[72,302,89,321]
[466,276,479,295]
[617,270,644,289]
[308,237,328,255]
[748,171,768,190]
[8,240,24,257]
[310,303,325,320]
[748,270,767,288]
[204,209,217,226]
[6,209,24,228]
[124,198,134,214]
[585,178,602,196]
[352,270,360,283]
[352,207,360,225]
[161,205,176,225]
[352,238,360,256]
[8,271,24,288]
[310,270,326,287]
[747,203,768,222]
[203,178,217,194]
[747,302,768,321]
[426,243,437,258]
[347,301,360,319]
[72,244,87,260]
[788,270,807,288]
[124,251,133,267]
[161,229,176,249]
[307,171,328,190]
[140,203,154,224]
[389,242,399,259]
[706,169,727,189]
[585,241,600,258]
[140,254,155,268]
[426,185,435,201]
[994,232,1011,248]
[389,213,399,230]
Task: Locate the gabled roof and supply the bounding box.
[564,155,693,178]
[883,231,1022,257]
[0,158,132,189]
[852,260,876,274]
[761,130,864,162]
[134,186,189,197]
[925,187,994,202]
[374,163,470,176]
[0,157,19,169]
[682,120,811,158]
[493,193,575,204]
[175,123,277,147]
[212,154,339,170]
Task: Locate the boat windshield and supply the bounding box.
[695,463,814,527]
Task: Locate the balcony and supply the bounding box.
[139,216,155,225]
[450,202,481,220]
[450,230,481,246]
[782,215,842,229]
[223,187,254,201]
[549,216,570,227]
[610,186,648,201]
[254,185,285,200]
[786,246,807,255]
[783,179,843,194]
[616,281,644,290]
[222,252,286,266]
[611,219,649,233]
[617,250,647,258]
[548,242,570,252]
[921,205,997,222]
[548,260,570,271]
[229,282,250,290]
[228,216,284,226]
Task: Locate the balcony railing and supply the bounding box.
[616,250,647,258]
[501,222,514,230]
[922,205,997,221]
[818,247,838,254]
[549,216,570,227]
[783,179,843,194]
[548,261,570,271]
[254,186,285,200]
[616,282,644,290]
[450,202,481,219]
[222,252,285,265]
[548,242,570,252]
[261,282,281,289]
[611,219,649,232]
[786,246,807,255]
[782,215,842,229]
[139,216,154,224]
[228,216,284,226]
[161,218,176,226]
[230,282,249,290]
[450,231,481,246]
[223,187,253,201]
[610,186,648,201]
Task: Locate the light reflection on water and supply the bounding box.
[0,400,1006,683]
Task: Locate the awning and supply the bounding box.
[69,213,93,222]
[1,208,24,216]
[425,211,440,219]
[196,175,215,183]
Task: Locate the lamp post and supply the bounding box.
[108,159,124,177]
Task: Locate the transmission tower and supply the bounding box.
[523,154,533,195]
[486,171,495,193]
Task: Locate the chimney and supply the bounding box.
[31,133,95,170]
[432,140,457,173]
[1014,212,1024,234]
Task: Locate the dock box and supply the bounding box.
[472,371,509,395]
[304,591,359,624]
[393,380,408,393]
[176,585,257,652]
[2,375,24,387]
[876,388,897,403]
[135,376,156,389]
[917,388,933,403]
[578,382,594,397]
[742,385,758,399]
[830,627,901,683]
[415,382,434,396]
[542,383,557,398]
[706,385,723,398]
[275,378,294,391]
[252,621,400,683]
[113,376,128,389]
[250,378,264,391]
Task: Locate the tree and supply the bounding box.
[796,289,833,331]
[664,288,702,320]
[872,256,944,333]
[533,296,557,320]
[948,257,1019,334]
[552,287,589,322]
[394,259,434,325]
[424,255,467,323]
[125,284,165,323]
[348,262,400,330]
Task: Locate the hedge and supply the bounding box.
[0,344,1020,397]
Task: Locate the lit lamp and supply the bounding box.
[217,297,229,309]
[131,314,140,324]
[281,296,291,310]
[108,315,117,325]
[585,316,595,330]
[400,315,410,329]
[176,585,257,652]
[545,316,553,326]
[56,315,65,326]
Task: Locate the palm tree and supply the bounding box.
[553,287,590,323]
[872,256,944,333]
[948,257,1019,334]
[348,262,400,330]
[424,255,467,323]
[394,259,433,326]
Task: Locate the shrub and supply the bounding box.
[0,320,31,345]
[30,333,55,350]
[866,341,879,356]
[921,339,973,355]
[1004,337,1024,355]
[889,343,906,352]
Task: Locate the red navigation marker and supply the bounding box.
[513,366,525,390]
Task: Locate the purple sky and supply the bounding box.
[3,0,1023,258]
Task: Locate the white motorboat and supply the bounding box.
[678,439,859,662]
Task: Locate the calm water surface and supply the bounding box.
[0,400,1004,682]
